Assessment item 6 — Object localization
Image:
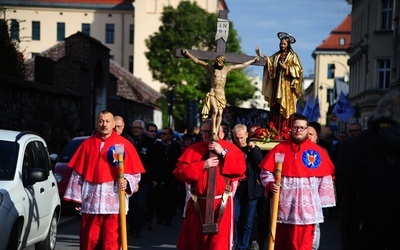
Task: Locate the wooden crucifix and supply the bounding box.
[176,10,265,141]
[176,10,265,235]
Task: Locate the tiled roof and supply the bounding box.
[24,38,161,104]
[109,60,162,104]
[2,0,133,10]
[316,14,352,51]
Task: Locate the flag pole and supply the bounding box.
[115,144,128,250]
[268,153,284,250]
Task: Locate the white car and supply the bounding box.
[0,129,61,250]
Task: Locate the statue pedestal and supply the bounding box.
[251,139,281,151]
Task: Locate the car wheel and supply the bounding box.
[35,212,58,250]
[7,221,22,250]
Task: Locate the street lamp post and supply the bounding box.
[167,89,176,130]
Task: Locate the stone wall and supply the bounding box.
[0,32,159,154]
[0,74,81,154]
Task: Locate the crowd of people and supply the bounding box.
[61,89,399,250]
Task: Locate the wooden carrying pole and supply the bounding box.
[115,144,128,250]
[268,153,285,250]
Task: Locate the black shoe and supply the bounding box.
[156,220,163,225]
[144,222,152,230]
[164,221,171,226]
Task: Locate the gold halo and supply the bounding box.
[277,32,296,44]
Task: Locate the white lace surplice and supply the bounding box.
[64,170,140,214]
[260,170,335,225]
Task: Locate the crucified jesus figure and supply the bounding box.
[182,49,259,141]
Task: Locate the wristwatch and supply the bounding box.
[220,149,227,157]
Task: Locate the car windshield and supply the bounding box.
[58,139,85,163]
[0,141,18,180]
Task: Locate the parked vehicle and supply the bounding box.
[53,136,89,204]
[0,129,61,250]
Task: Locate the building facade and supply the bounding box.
[347,0,397,130]
[132,0,227,91]
[2,0,135,72]
[238,75,269,111]
[2,0,227,92]
[312,14,352,132]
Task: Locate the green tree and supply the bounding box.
[145,1,255,130]
[0,7,25,79]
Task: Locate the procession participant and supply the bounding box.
[64,110,145,249]
[173,119,246,250]
[259,114,335,250]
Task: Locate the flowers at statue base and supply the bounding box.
[249,122,290,143]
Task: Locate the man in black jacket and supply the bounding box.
[335,91,400,250]
[231,124,264,250]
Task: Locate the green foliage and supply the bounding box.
[145,1,255,128]
[0,11,25,79]
[0,6,25,79]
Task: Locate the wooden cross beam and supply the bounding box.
[175,10,265,66]
[176,10,264,235]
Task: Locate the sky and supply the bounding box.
[227,0,352,79]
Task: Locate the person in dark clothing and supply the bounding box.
[128,120,159,238]
[153,127,182,226]
[308,121,330,151]
[335,91,400,250]
[114,115,134,144]
[143,122,161,229]
[231,124,264,250]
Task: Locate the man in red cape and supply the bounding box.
[64,110,145,250]
[173,119,246,250]
[260,114,335,250]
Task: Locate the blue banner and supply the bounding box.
[333,91,355,122]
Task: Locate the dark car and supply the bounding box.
[53,136,89,203]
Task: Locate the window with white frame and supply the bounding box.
[105,23,115,44]
[57,22,65,41]
[129,55,133,73]
[339,38,345,46]
[378,59,390,89]
[32,21,40,40]
[129,24,134,44]
[82,23,90,36]
[380,0,393,30]
[10,19,19,40]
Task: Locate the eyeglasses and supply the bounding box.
[349,129,361,133]
[291,126,308,132]
[161,132,169,135]
[201,130,212,134]
[133,126,143,130]
[148,130,157,133]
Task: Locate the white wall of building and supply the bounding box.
[5,6,133,70]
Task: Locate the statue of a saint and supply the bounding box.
[256,32,303,132]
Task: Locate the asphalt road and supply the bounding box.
[26,208,341,249]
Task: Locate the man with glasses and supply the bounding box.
[114,116,134,144]
[259,114,335,250]
[128,120,159,238]
[348,122,362,137]
[145,123,158,139]
[173,119,246,250]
